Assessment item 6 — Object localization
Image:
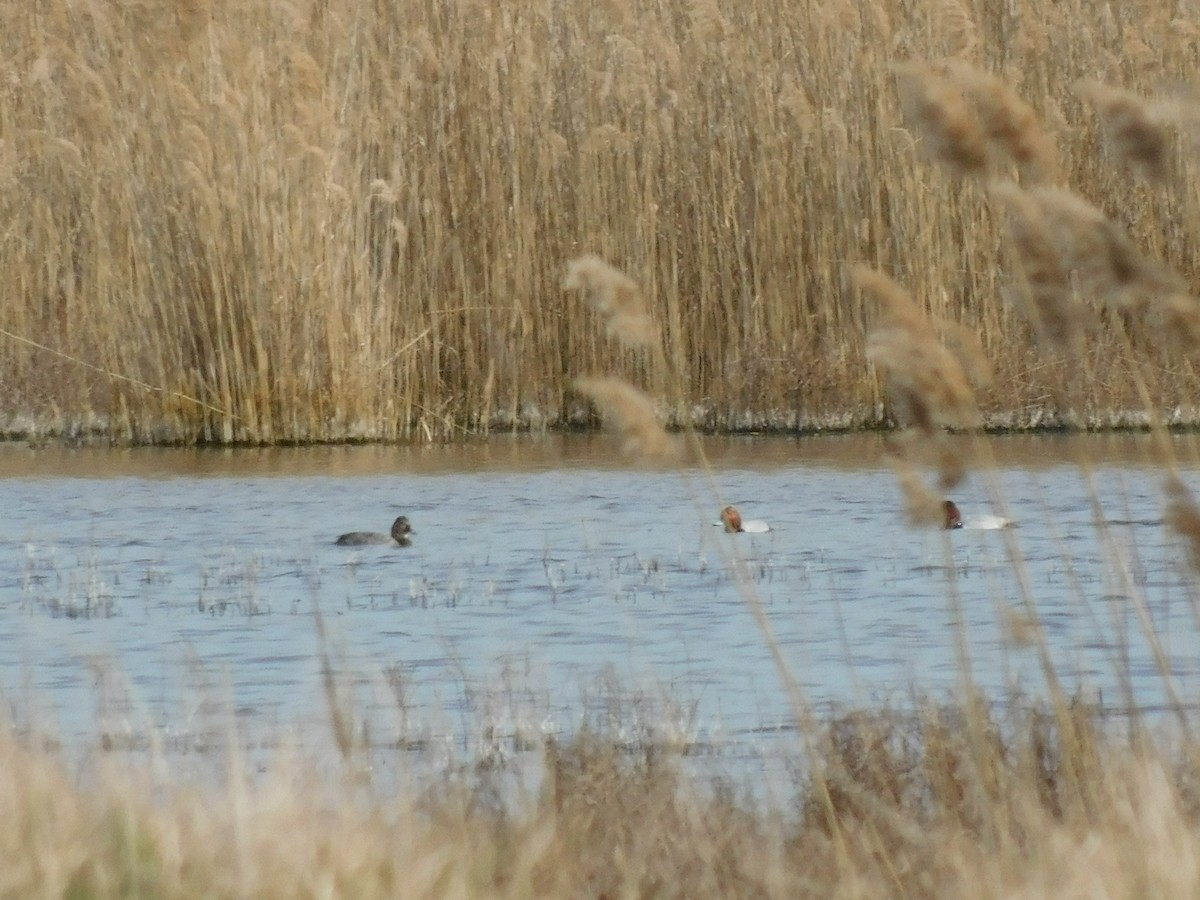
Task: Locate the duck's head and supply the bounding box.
[720,506,744,533]
[943,500,964,530]
[391,516,415,543]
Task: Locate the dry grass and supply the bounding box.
[2,696,1200,898]
[5,0,1200,442]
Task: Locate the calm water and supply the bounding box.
[2,433,1199,770]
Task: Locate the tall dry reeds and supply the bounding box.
[3,0,1200,442]
[889,42,1200,429]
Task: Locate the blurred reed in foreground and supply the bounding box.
[3,696,1199,898]
[571,375,677,461]
[5,0,1200,443]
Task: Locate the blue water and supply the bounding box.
[0,434,1197,768]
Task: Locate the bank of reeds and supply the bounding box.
[5,0,1200,443]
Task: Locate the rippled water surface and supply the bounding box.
[2,433,1199,767]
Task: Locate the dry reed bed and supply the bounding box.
[0,700,1198,898]
[4,0,1200,442]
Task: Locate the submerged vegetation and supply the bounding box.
[4,0,1200,442]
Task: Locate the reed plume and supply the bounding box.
[933,0,979,58]
[946,62,1059,184]
[856,265,982,493]
[1028,186,1184,314]
[1147,291,1200,353]
[893,451,957,526]
[893,62,988,178]
[1076,81,1173,183]
[1157,86,1200,161]
[855,266,981,437]
[997,184,1200,355]
[563,256,658,350]
[572,376,677,461]
[989,182,1086,352]
[684,0,728,43]
[1166,474,1200,573]
[937,318,994,392]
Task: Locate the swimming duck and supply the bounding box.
[335,516,415,546]
[944,500,1013,530]
[719,506,771,534]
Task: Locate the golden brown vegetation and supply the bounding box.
[11,2,1200,890]
[4,698,1200,898]
[6,0,1200,442]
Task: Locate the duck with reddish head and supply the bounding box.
[944,500,1014,530]
[719,506,771,534]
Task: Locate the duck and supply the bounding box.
[719,505,771,534]
[944,500,1013,530]
[335,516,415,547]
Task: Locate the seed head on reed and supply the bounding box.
[893,62,988,178]
[1147,291,1200,353]
[854,266,981,438]
[412,29,442,82]
[937,317,994,391]
[989,182,1085,352]
[1076,81,1173,183]
[1157,85,1200,159]
[596,0,633,27]
[1024,183,1198,350]
[1027,186,1184,313]
[1166,475,1200,572]
[934,0,979,57]
[1000,603,1040,647]
[573,376,677,461]
[891,453,952,527]
[945,62,1059,184]
[778,73,816,140]
[563,256,658,349]
[685,0,728,43]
